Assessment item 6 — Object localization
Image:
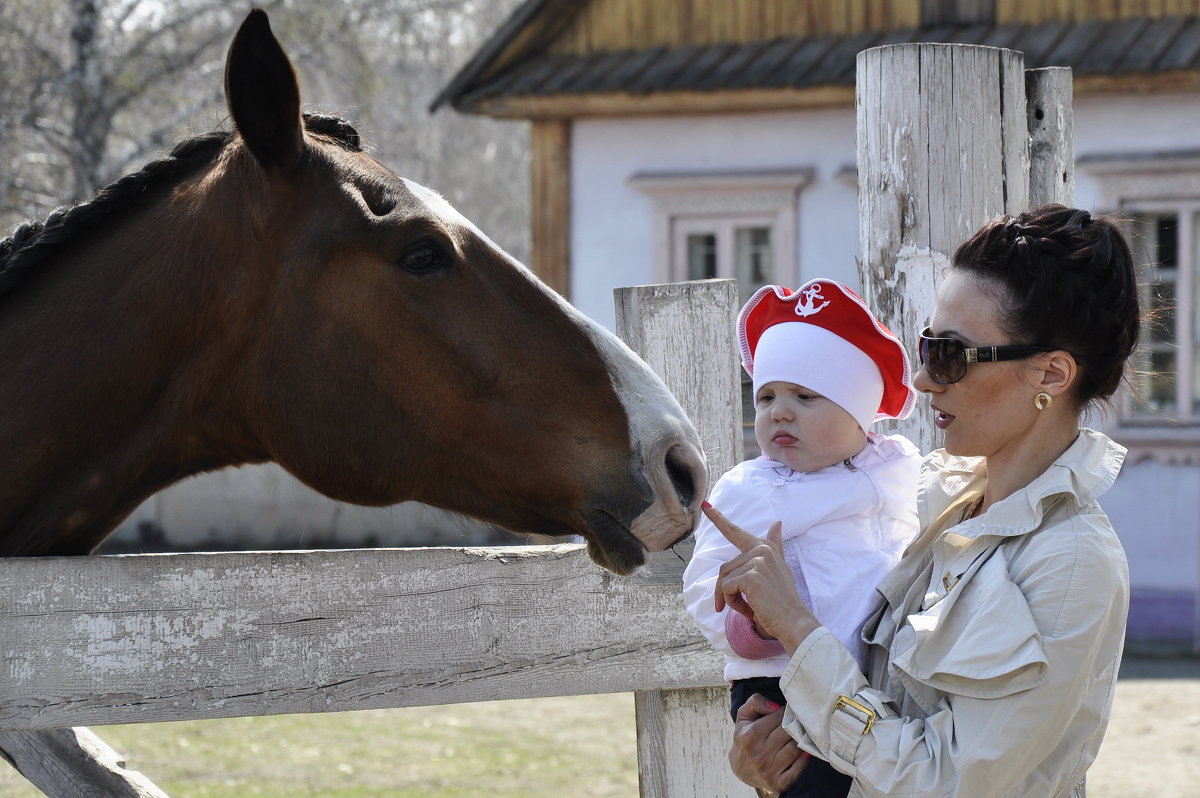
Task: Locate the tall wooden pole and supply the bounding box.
[855,43,1032,454]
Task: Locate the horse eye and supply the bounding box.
[399,241,447,275]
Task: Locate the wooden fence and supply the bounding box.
[1,41,1077,797]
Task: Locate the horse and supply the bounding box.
[0,9,706,575]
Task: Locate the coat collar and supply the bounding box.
[918,428,1125,545]
[876,429,1126,606]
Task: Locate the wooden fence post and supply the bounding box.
[1026,67,1075,208]
[0,728,168,797]
[615,279,752,798]
[855,43,1032,452]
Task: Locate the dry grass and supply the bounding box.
[0,693,639,797]
[2,655,1197,797]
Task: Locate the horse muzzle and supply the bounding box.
[583,437,707,575]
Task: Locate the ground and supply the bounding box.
[0,652,1196,796]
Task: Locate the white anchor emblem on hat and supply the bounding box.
[793,284,830,317]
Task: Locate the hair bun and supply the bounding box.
[951,204,1141,406]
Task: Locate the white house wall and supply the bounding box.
[570,109,860,329]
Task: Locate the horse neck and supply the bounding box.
[0,172,270,555]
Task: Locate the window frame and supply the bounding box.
[672,214,778,295]
[1080,151,1200,459]
[628,168,813,289]
[1121,203,1200,424]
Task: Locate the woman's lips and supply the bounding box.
[933,406,955,429]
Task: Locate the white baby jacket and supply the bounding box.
[683,432,920,680]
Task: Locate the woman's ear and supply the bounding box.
[1035,350,1079,400]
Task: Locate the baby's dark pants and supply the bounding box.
[730,677,853,798]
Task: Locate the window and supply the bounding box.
[629,168,812,302]
[675,216,776,303]
[1125,209,1197,419]
[1079,152,1200,443]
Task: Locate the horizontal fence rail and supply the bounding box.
[1,544,724,731]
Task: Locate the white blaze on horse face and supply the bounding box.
[402,180,707,565]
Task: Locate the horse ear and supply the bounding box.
[224,9,304,171]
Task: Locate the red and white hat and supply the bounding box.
[737,279,916,431]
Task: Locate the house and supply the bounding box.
[434,0,1200,647]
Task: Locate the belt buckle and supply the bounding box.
[833,694,876,735]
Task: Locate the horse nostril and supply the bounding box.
[664,444,701,509]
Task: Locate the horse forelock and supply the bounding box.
[0,115,362,305]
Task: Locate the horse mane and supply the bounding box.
[0,114,361,303]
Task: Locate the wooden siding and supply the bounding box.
[997,0,1200,23]
[547,0,921,54]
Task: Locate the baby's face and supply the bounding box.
[753,381,866,472]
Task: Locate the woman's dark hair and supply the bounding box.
[951,204,1141,406]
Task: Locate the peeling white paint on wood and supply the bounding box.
[0,545,724,731]
[855,43,1034,454]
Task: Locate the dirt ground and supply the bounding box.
[1088,651,1200,798]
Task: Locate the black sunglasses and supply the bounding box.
[918,328,1054,385]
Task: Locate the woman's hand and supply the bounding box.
[704,503,821,653]
[729,693,809,792]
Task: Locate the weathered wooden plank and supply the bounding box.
[615,280,742,481]
[0,727,169,797]
[1026,67,1076,207]
[0,545,724,731]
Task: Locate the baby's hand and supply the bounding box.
[705,503,819,651]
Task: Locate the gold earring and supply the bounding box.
[1034,392,1053,410]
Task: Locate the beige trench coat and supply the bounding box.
[778,428,1129,798]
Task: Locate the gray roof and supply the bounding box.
[437,14,1200,112]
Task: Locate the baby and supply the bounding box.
[683,279,921,797]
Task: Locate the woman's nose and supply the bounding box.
[913,363,941,394]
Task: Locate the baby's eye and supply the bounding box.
[756,392,774,404]
[795,393,816,402]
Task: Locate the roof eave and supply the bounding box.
[430,0,584,112]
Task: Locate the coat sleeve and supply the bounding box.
[777,519,1128,798]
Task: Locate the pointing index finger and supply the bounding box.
[702,502,760,553]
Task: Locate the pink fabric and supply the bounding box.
[725,608,787,659]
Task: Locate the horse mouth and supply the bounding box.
[584,507,649,575]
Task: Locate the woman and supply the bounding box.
[706,205,1141,797]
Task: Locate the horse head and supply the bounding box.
[206,11,705,573]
